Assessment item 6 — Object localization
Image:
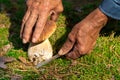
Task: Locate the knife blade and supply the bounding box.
[36,54,61,68]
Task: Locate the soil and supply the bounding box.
[66,0,96,8]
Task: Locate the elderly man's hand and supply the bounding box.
[20,0,63,43]
[58,8,108,59]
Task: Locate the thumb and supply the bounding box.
[50,10,59,21]
[65,46,81,60]
[50,1,63,21]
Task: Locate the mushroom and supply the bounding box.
[28,20,56,65]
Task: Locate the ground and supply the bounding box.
[0,0,120,80]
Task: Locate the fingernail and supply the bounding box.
[23,39,27,43]
[32,38,36,43]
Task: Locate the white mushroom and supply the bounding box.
[28,20,56,65]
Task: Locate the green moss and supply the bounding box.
[0,13,11,28]
[0,0,120,80]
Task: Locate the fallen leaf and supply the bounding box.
[0,44,13,56]
[2,44,12,52]
[18,56,33,66]
[0,56,15,69]
[0,62,7,69]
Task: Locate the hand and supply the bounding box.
[20,0,63,43]
[58,8,108,59]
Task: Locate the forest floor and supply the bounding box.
[0,0,120,80]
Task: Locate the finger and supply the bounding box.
[65,47,81,60]
[22,10,38,43]
[20,10,31,38]
[50,1,63,21]
[50,10,59,21]
[20,23,25,38]
[58,33,76,55]
[54,0,63,13]
[20,0,36,39]
[26,0,33,6]
[32,12,49,43]
[66,36,93,59]
[66,41,85,60]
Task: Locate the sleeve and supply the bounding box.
[99,0,120,20]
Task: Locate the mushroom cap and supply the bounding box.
[37,20,56,43]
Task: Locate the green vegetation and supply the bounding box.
[0,0,120,80]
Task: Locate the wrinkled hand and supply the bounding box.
[20,0,63,43]
[58,8,108,59]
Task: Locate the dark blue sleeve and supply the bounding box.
[99,0,120,20]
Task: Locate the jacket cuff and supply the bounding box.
[99,0,120,20]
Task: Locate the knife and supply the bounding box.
[36,54,61,68]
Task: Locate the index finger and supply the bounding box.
[58,32,76,55]
[32,11,49,43]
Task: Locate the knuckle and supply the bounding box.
[33,33,40,38]
[55,5,63,13]
[79,46,87,55]
[68,33,75,42]
[31,1,41,10]
[58,1,64,11]
[26,0,33,6]
[44,7,49,11]
[59,6,64,12]
[35,25,43,31]
[23,31,30,39]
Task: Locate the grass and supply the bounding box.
[0,0,120,80]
